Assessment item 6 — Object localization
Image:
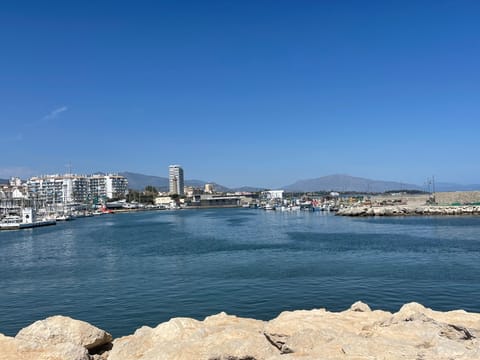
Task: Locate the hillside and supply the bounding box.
[435,182,480,192]
[120,172,229,192]
[119,172,169,191]
[284,174,422,193]
[120,172,478,193]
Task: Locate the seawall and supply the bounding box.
[1,302,479,359]
[337,205,480,216]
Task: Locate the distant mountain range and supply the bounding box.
[283,174,422,193]
[284,174,480,193]
[119,172,480,193]
[119,172,169,191]
[119,172,231,192]
[434,182,480,192]
[1,173,478,193]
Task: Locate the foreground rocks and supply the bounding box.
[0,316,112,360]
[337,205,480,216]
[1,302,479,359]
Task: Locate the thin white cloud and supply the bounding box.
[43,106,68,120]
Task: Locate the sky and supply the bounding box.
[1,0,479,188]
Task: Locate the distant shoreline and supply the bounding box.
[337,190,480,217]
[337,204,480,217]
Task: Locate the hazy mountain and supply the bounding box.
[120,172,169,191]
[435,182,480,192]
[121,171,478,193]
[284,174,422,193]
[120,172,230,192]
[231,186,266,192]
[185,179,230,193]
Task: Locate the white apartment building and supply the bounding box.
[105,174,128,199]
[26,173,128,205]
[27,175,74,205]
[72,176,89,202]
[262,190,285,200]
[87,174,128,201]
[169,165,184,195]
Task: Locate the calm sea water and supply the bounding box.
[1,209,480,337]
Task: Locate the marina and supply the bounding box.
[1,208,480,338]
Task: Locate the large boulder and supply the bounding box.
[109,312,277,360]
[263,305,392,358]
[16,315,112,350]
[0,332,90,360]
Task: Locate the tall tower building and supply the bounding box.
[169,165,184,195]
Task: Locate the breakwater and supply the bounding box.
[1,302,479,359]
[337,205,480,216]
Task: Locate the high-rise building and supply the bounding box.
[169,165,184,195]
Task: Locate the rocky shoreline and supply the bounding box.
[1,302,479,359]
[336,205,480,216]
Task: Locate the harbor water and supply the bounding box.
[1,208,480,337]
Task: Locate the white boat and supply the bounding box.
[0,215,24,230]
[55,214,72,221]
[0,208,56,230]
[280,205,301,211]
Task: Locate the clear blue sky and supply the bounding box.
[1,1,479,188]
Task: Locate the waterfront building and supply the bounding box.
[169,165,184,195]
[9,177,22,187]
[88,174,108,201]
[0,183,29,216]
[262,190,285,200]
[26,173,128,206]
[105,174,129,199]
[27,175,73,206]
[189,194,241,208]
[154,196,173,206]
[88,174,128,202]
[184,186,203,197]
[72,176,89,203]
[204,183,214,194]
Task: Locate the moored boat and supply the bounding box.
[0,208,56,230]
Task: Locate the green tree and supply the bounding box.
[144,185,158,195]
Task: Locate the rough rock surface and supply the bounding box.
[2,302,480,360]
[16,315,112,350]
[0,316,112,360]
[109,313,277,360]
[0,332,90,360]
[108,302,480,360]
[337,204,480,216]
